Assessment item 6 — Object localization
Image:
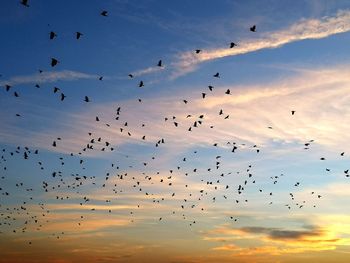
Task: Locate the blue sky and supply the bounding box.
[1,1,350,263]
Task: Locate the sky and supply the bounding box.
[1,0,350,262]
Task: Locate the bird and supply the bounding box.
[250,25,256,32]
[225,89,231,95]
[128,74,134,78]
[101,10,108,16]
[60,93,66,101]
[49,31,57,40]
[195,49,201,54]
[76,32,83,39]
[51,58,59,67]
[291,110,295,115]
[139,81,144,88]
[5,85,11,91]
[53,87,60,93]
[213,72,220,78]
[157,60,162,67]
[84,96,90,102]
[230,42,237,48]
[20,0,29,7]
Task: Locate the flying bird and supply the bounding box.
[76,32,83,39]
[230,42,237,48]
[49,31,57,40]
[250,25,256,32]
[60,93,66,101]
[51,58,59,67]
[101,10,108,16]
[20,0,29,7]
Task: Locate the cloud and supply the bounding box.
[207,224,347,256]
[131,66,165,77]
[4,64,350,161]
[238,226,324,241]
[46,65,350,154]
[171,9,350,77]
[0,70,99,86]
[212,244,337,256]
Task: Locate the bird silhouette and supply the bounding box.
[51,58,59,67]
[60,93,66,101]
[20,0,29,7]
[49,31,57,40]
[76,32,83,39]
[250,25,256,32]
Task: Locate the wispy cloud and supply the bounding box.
[0,70,99,86]
[171,10,350,77]
[238,225,324,241]
[5,64,350,158]
[131,66,165,77]
[208,222,350,256]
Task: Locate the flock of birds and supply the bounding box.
[0,0,348,247]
